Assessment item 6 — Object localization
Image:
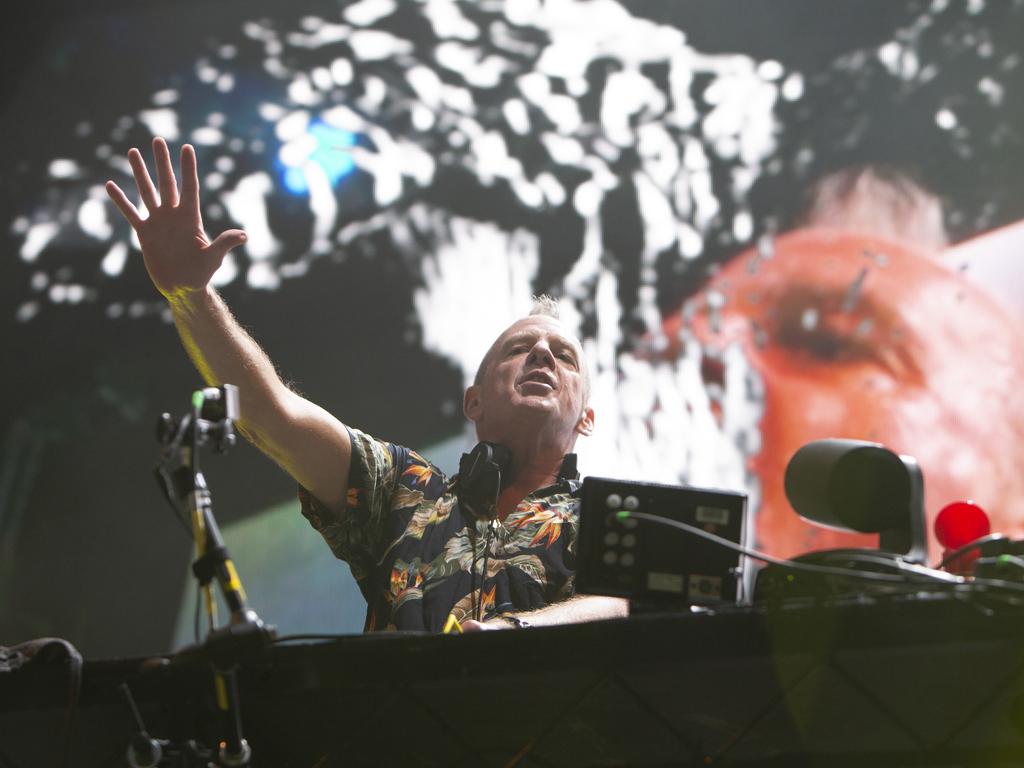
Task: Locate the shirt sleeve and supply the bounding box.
[298,426,408,583]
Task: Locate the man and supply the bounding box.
[106,137,627,631]
[668,166,1024,561]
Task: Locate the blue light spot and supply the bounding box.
[280,120,357,195]
[283,167,308,194]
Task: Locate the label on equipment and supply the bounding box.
[688,574,722,601]
[647,572,685,594]
[696,506,730,525]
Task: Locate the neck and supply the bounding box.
[483,429,574,519]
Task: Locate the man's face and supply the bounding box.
[465,315,593,448]
[682,229,1024,560]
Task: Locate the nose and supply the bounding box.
[527,340,556,368]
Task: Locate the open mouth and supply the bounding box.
[518,370,557,390]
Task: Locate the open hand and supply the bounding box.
[105,137,247,300]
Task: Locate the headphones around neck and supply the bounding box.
[456,442,511,521]
[454,442,581,520]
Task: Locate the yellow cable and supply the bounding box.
[214,671,229,711]
[202,584,218,627]
[224,560,247,601]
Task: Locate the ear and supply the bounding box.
[575,406,595,437]
[464,384,483,422]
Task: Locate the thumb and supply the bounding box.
[207,229,248,261]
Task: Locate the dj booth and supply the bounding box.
[6,403,1020,766]
[4,594,1024,767]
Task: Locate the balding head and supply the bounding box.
[473,295,591,406]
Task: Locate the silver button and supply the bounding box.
[602,550,618,566]
[603,531,620,546]
[624,495,639,510]
[606,493,622,509]
[620,552,635,567]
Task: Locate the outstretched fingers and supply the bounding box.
[179,143,201,217]
[127,147,159,213]
[105,180,144,228]
[153,137,180,208]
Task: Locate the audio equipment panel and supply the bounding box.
[577,477,747,607]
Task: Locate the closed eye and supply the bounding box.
[777,315,864,361]
[785,327,859,361]
[773,303,880,365]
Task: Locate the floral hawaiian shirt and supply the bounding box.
[299,427,580,632]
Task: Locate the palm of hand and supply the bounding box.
[105,137,246,299]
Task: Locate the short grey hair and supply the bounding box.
[528,293,561,319]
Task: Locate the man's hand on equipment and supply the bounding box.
[105,137,248,301]
[459,619,509,632]
[458,596,629,632]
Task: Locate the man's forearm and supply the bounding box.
[170,287,290,441]
[508,595,629,627]
[167,286,352,510]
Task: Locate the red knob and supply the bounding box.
[934,501,990,550]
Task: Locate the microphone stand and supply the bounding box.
[155,385,274,767]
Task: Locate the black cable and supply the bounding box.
[155,413,198,540]
[168,493,195,539]
[468,523,479,622]
[615,511,928,582]
[615,511,955,585]
[193,582,201,644]
[468,486,501,623]
[936,535,1022,569]
[479,523,495,622]
[616,510,1024,597]
[118,683,147,733]
[477,472,504,622]
[808,549,957,579]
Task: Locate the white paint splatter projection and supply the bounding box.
[7,0,1024,504]
[11,1,782,311]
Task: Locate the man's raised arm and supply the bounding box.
[106,137,351,512]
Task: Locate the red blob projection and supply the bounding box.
[668,227,1024,561]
